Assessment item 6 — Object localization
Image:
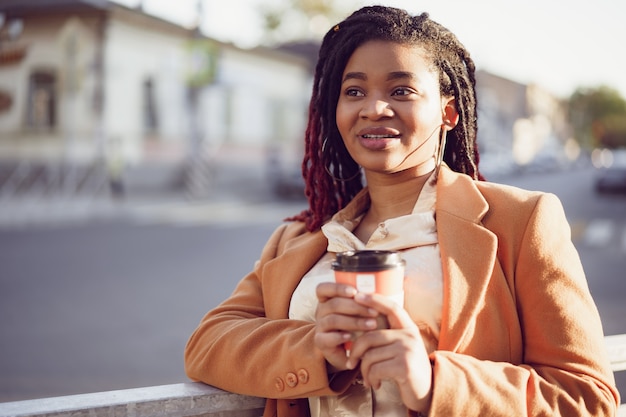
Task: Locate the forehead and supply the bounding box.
[343,40,434,76]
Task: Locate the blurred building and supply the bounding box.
[0,0,311,197]
[475,69,572,177]
[0,0,573,199]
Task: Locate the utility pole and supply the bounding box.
[185,0,218,199]
[63,29,79,196]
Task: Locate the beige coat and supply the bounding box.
[185,166,620,416]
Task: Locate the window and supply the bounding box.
[142,77,158,133]
[27,71,57,129]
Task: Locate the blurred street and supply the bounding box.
[1,162,625,402]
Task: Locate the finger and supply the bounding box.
[316,282,357,302]
[345,328,394,370]
[353,292,412,329]
[313,326,353,372]
[317,310,380,334]
[363,346,434,410]
[314,328,352,351]
[353,330,431,393]
[359,343,401,388]
[316,294,379,326]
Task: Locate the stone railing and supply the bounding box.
[606,333,626,416]
[1,334,625,417]
[0,383,265,417]
[606,333,626,373]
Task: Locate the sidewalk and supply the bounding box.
[0,192,306,229]
[0,154,307,229]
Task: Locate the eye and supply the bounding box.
[345,88,365,97]
[391,87,415,97]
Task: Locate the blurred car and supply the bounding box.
[265,144,306,200]
[594,165,626,194]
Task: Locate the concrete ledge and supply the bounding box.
[0,380,624,417]
[606,333,626,372]
[0,382,265,417]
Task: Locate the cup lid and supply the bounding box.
[331,250,405,272]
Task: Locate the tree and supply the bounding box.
[567,86,626,149]
[257,0,358,45]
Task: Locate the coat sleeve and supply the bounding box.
[428,193,620,416]
[184,222,356,400]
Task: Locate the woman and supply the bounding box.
[185,6,619,416]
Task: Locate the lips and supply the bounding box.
[356,127,401,150]
[357,126,401,139]
[361,134,400,139]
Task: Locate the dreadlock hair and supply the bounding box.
[289,5,484,232]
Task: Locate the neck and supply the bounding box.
[364,162,435,223]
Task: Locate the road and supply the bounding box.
[0,217,293,401]
[0,166,624,402]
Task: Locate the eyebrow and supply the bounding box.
[342,72,367,82]
[342,71,416,82]
[387,71,416,81]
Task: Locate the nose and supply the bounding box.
[359,97,393,119]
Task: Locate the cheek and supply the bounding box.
[335,101,354,135]
[335,109,346,135]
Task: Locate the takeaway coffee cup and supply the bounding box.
[332,250,405,304]
[331,250,405,352]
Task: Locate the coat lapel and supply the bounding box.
[261,190,370,319]
[435,167,498,352]
[262,229,328,319]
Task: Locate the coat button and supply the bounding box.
[285,372,298,388]
[297,369,309,384]
[274,377,285,392]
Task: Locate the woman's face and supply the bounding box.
[336,40,456,177]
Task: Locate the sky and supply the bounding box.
[112,0,626,100]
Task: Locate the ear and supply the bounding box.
[441,97,459,131]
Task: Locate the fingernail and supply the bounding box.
[344,286,357,296]
[364,319,377,328]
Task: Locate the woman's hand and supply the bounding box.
[314,282,380,372]
[348,292,433,413]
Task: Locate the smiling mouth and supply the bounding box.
[360,134,400,139]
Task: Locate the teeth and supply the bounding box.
[362,134,397,139]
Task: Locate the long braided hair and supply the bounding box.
[289,6,484,232]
